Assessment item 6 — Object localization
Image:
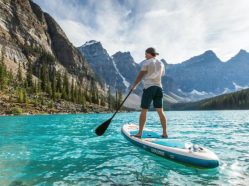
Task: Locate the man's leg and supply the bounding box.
[156,108,168,137]
[134,109,148,137]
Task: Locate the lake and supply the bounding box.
[0,111,249,185]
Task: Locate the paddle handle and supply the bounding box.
[111,89,133,119]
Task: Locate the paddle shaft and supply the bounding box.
[111,89,133,120]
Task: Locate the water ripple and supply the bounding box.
[0,111,249,185]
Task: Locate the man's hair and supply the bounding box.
[145,47,159,56]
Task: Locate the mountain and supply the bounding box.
[171,88,249,110]
[78,40,128,92]
[167,50,224,93]
[0,0,109,114]
[78,38,249,106]
[224,49,249,87]
[165,49,249,101]
[112,51,139,86]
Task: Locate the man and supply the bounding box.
[131,47,168,138]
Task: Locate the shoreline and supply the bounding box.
[1,109,249,117]
[0,109,138,117]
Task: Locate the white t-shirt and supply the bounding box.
[141,58,165,89]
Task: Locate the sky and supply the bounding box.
[33,0,249,64]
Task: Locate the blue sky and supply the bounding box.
[34,0,249,64]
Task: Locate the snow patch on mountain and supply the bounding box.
[222,88,232,94]
[83,40,99,47]
[177,89,216,102]
[189,89,210,96]
[233,82,249,91]
[111,57,130,90]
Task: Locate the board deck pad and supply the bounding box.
[130,130,186,148]
[130,130,161,138]
[152,140,186,149]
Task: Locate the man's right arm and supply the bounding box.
[131,70,147,91]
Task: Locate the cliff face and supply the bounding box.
[0,0,103,92]
[0,0,52,59]
[78,41,127,92]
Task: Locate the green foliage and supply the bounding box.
[71,78,75,102]
[46,82,52,98]
[1,48,108,112]
[173,88,249,110]
[18,88,24,103]
[63,71,69,100]
[26,60,33,87]
[22,42,42,57]
[10,107,23,115]
[200,89,249,110]
[17,62,23,85]
[40,63,48,91]
[117,90,123,109]
[37,51,55,65]
[0,54,7,90]
[100,95,106,106]
[8,69,14,86]
[56,71,62,93]
[108,86,112,109]
[23,89,28,104]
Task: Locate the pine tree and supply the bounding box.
[90,78,99,104]
[40,64,48,91]
[51,72,56,100]
[17,62,23,86]
[0,55,4,90]
[63,71,69,100]
[108,86,111,109]
[118,90,123,109]
[47,82,52,98]
[23,89,28,104]
[56,71,62,93]
[33,80,38,94]
[73,83,78,103]
[71,78,74,102]
[8,69,14,86]
[18,88,24,103]
[26,60,33,88]
[0,54,7,90]
[76,86,80,104]
[100,95,106,106]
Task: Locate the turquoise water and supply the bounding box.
[0,111,249,186]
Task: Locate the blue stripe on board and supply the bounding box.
[123,130,219,169]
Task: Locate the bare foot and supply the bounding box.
[131,133,142,138]
[161,134,168,138]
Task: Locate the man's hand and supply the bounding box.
[131,84,137,91]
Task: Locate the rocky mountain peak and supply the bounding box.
[82,40,100,47]
[112,51,135,65]
[79,40,108,57]
[181,50,221,66]
[227,49,249,64]
[233,49,249,59]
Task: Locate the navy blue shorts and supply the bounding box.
[141,86,163,109]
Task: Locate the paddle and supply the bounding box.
[95,89,133,136]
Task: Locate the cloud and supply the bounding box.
[34,0,249,64]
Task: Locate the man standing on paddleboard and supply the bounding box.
[131,47,168,138]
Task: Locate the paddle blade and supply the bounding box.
[95,118,112,136]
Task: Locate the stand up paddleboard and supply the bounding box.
[122,124,219,169]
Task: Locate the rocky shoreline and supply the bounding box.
[0,89,136,116]
[0,101,111,116]
[0,89,109,116]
